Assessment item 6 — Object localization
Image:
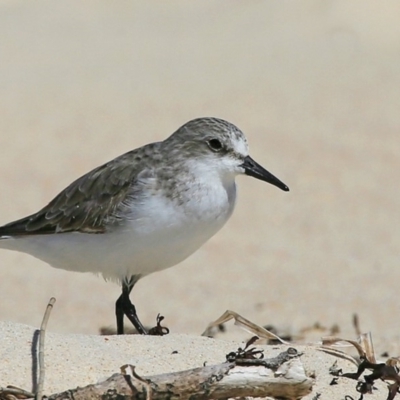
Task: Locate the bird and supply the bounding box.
[0,117,289,334]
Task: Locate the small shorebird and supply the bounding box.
[0,117,289,334]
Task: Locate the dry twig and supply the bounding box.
[202,309,290,344]
[37,297,56,400]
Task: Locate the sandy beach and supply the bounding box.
[0,1,399,398]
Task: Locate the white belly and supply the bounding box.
[0,181,237,283]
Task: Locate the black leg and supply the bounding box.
[115,294,125,334]
[115,276,147,335]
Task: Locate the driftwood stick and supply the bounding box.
[47,348,313,400]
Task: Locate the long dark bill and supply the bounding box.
[242,156,289,192]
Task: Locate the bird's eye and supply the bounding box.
[207,139,223,152]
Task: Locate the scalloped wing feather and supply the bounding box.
[0,151,145,236]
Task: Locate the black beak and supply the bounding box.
[241,156,289,192]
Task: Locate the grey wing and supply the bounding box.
[0,151,143,236]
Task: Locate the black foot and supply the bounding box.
[116,287,147,335]
[115,278,170,335]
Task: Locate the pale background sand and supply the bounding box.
[0,0,399,357]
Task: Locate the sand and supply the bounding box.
[1,321,386,398]
[0,1,399,398]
